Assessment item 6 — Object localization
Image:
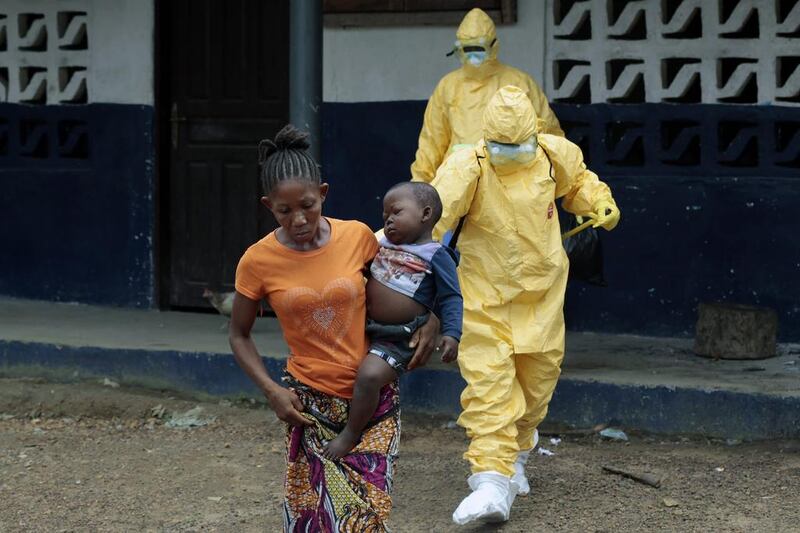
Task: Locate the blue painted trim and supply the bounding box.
[3,340,798,439]
[0,103,155,307]
[548,380,800,440]
[564,175,800,340]
[0,341,271,397]
[322,101,800,340]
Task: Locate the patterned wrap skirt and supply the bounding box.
[283,376,400,532]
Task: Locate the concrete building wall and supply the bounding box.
[3,1,799,340]
[0,0,153,106]
[0,0,155,307]
[89,1,154,105]
[540,0,800,338]
[322,1,548,102]
[320,0,800,340]
[545,0,800,105]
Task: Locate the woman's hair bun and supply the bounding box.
[257,124,310,164]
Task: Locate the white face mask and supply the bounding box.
[452,38,492,67]
[464,50,487,66]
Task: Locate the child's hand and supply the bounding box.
[438,336,459,363]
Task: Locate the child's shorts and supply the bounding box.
[366,313,430,375]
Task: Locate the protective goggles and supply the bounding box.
[486,136,538,166]
[447,37,496,66]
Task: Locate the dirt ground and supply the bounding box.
[1,378,798,533]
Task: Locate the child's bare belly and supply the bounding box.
[366,278,427,324]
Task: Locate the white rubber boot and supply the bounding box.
[512,429,539,496]
[452,471,518,525]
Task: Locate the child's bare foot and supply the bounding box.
[323,429,360,460]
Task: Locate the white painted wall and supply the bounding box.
[90,0,154,105]
[0,0,153,106]
[323,2,548,103]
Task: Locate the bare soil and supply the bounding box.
[1,378,798,532]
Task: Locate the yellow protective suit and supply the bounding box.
[430,86,618,476]
[411,8,564,184]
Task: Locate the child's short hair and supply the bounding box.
[257,124,320,195]
[387,182,443,224]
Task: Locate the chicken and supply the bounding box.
[202,289,235,317]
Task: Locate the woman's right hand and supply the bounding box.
[265,387,313,427]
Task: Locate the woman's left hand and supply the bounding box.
[407,313,441,370]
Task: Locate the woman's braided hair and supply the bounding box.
[257,124,321,195]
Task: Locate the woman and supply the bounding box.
[228,125,439,532]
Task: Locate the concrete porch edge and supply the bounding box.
[2,339,797,440]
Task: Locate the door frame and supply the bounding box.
[153,1,172,309]
[152,1,289,310]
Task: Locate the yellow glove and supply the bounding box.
[589,200,620,231]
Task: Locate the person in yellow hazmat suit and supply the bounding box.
[411,7,564,184]
[430,85,620,525]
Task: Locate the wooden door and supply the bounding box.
[164,0,288,308]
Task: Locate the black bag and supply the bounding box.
[562,214,606,286]
[539,142,606,287]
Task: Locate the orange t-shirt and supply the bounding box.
[235,218,379,398]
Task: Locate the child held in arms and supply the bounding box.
[324,182,463,459]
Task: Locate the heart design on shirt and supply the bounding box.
[282,278,359,357]
[312,306,336,330]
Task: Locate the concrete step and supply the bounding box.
[2,297,798,440]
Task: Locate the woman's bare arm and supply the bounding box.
[228,292,311,426]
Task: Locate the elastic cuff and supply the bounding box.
[441,330,462,341]
[593,198,616,211]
